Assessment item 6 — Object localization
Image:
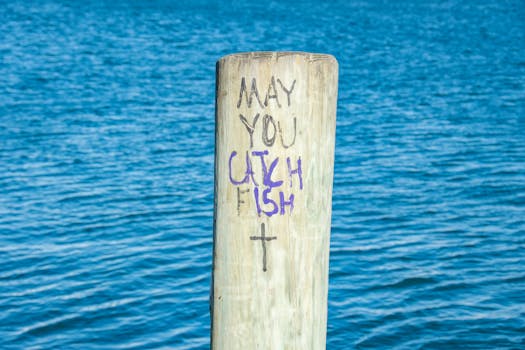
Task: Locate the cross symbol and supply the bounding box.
[250,223,277,272]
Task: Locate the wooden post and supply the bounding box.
[212,52,338,350]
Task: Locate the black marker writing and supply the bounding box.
[250,223,277,272]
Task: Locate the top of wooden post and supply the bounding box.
[217,51,337,64]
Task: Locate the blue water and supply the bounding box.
[1,0,524,348]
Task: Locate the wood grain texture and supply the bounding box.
[212,52,338,350]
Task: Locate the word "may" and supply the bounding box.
[237,76,297,109]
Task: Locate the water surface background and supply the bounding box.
[1,0,524,348]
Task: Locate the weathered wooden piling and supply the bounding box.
[212,52,338,349]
